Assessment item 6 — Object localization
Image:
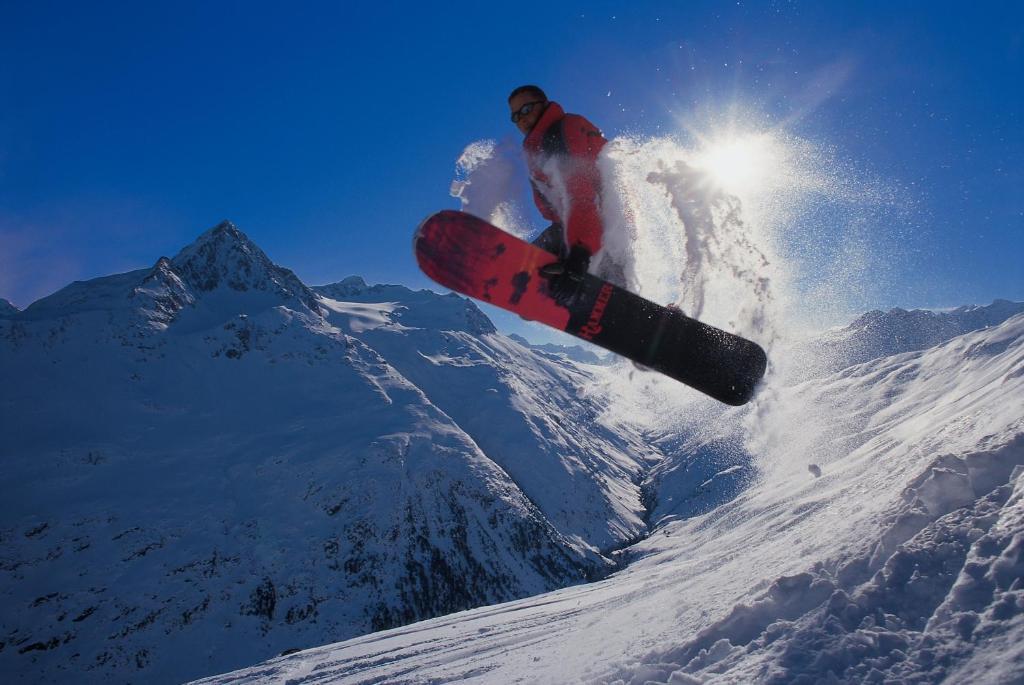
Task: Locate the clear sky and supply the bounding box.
[2,1,1021,331]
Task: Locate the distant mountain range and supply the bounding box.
[789,299,1024,381]
[507,333,612,365]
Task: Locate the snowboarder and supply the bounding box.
[412,89,767,404]
[508,85,611,304]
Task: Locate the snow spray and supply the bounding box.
[452,129,906,380]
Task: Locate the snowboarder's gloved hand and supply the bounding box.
[540,245,591,306]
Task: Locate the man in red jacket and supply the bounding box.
[508,85,608,304]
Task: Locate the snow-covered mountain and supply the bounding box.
[0,223,654,684]
[507,333,612,366]
[791,299,1024,380]
[194,309,1024,683]
[5,219,1023,684]
[0,299,18,317]
[313,278,652,553]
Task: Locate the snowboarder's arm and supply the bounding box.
[562,114,607,255]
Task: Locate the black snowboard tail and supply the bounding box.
[565,275,767,406]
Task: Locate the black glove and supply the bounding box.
[540,245,591,306]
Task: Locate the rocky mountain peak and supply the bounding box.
[171,221,320,313]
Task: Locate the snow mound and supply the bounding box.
[626,448,1024,685]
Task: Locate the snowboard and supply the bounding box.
[414,210,767,406]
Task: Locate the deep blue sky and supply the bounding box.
[2,1,1021,331]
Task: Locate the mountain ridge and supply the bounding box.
[789,298,1024,380]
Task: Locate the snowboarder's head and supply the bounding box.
[508,85,548,136]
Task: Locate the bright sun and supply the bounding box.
[694,133,778,196]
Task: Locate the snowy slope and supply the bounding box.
[195,313,1024,684]
[0,224,654,684]
[314,278,654,553]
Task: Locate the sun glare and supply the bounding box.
[694,133,778,197]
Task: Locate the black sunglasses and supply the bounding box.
[511,100,546,123]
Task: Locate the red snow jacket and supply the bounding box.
[523,102,607,255]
